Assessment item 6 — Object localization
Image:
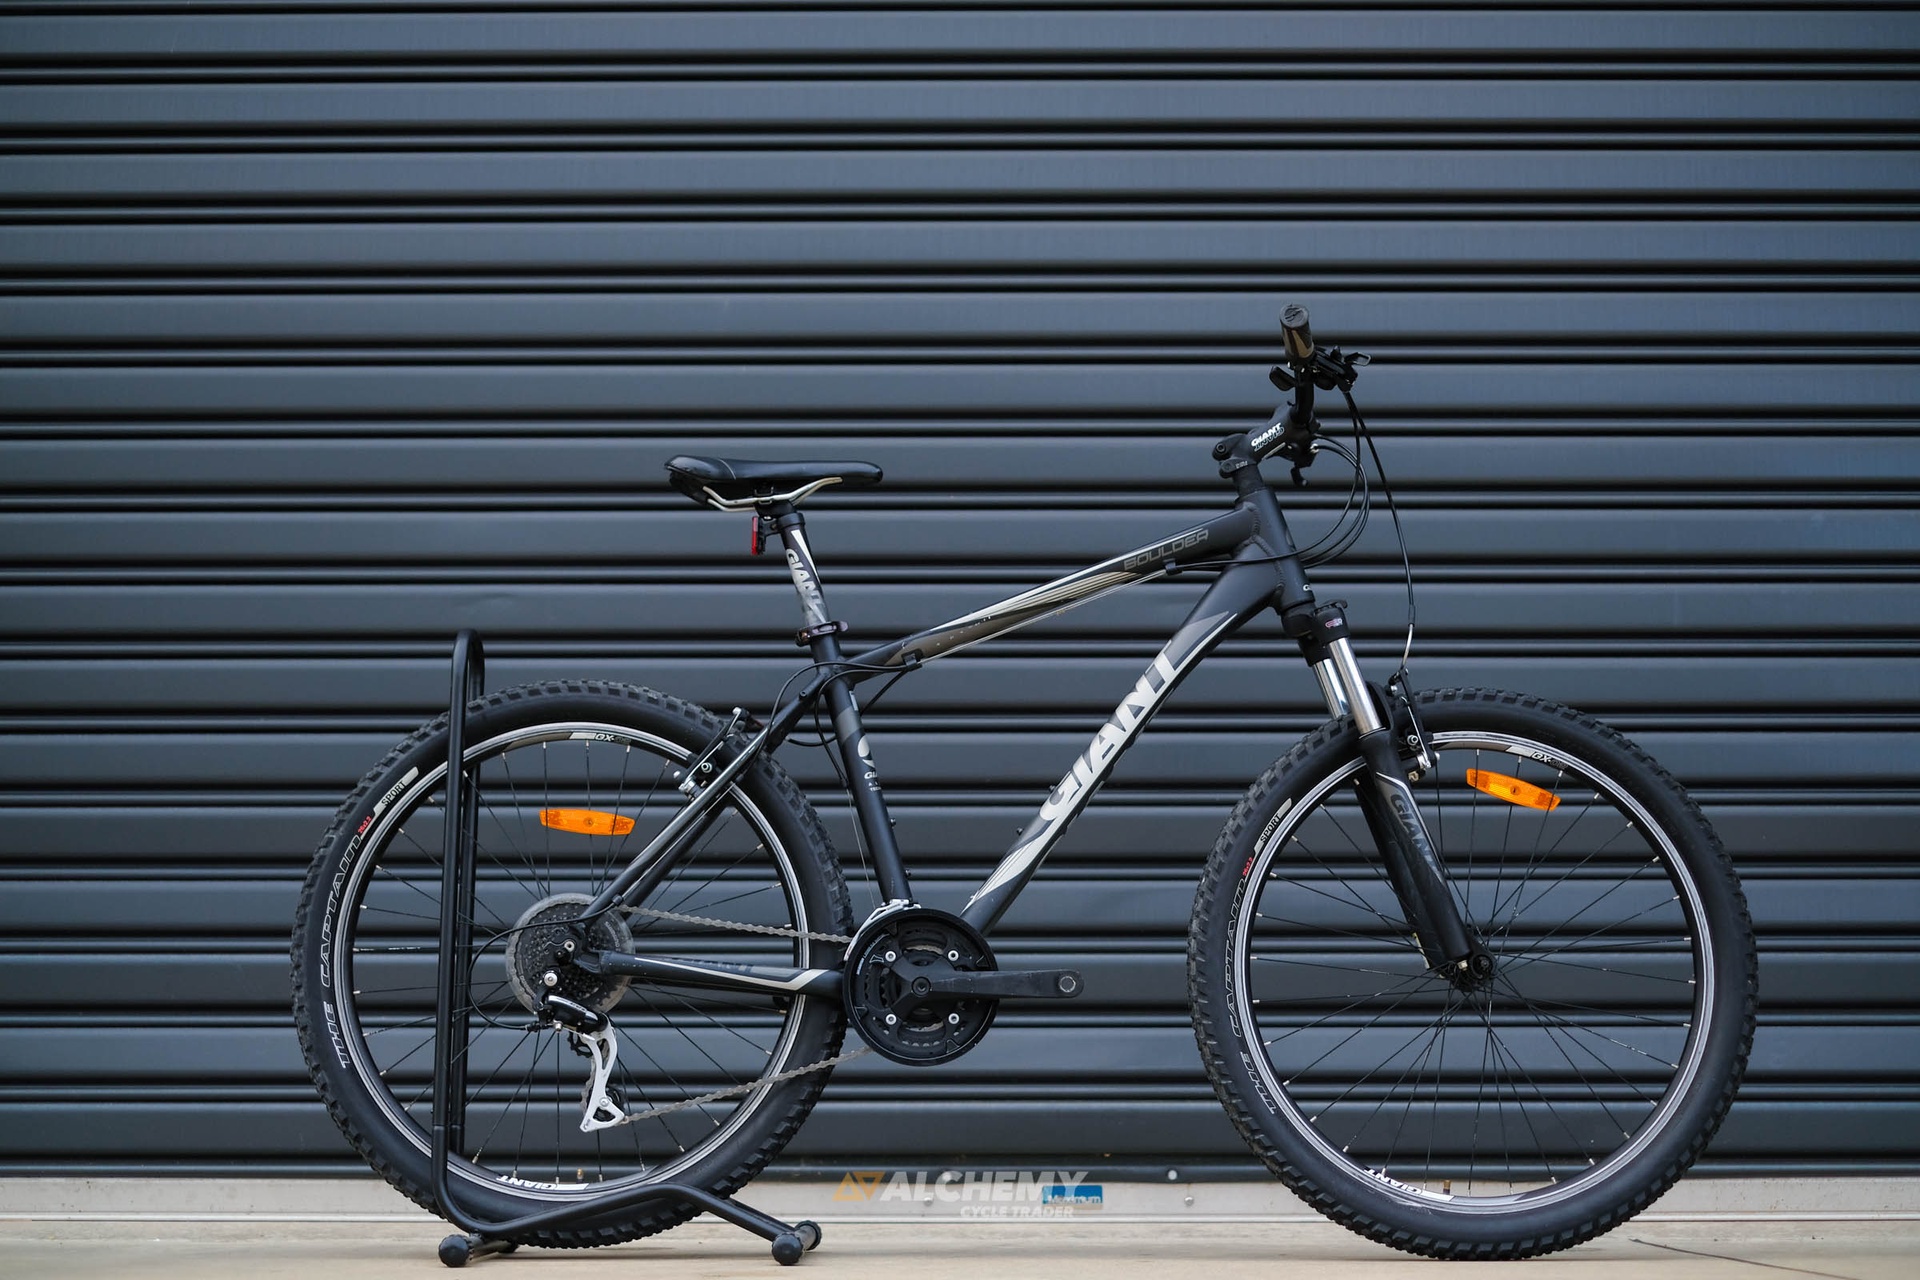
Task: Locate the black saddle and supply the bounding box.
[666,455,883,510]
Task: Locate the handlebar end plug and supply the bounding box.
[1281,305,1315,362]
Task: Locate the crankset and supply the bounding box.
[842,905,1082,1065]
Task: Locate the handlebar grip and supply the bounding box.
[1280,304,1314,363]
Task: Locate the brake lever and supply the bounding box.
[1310,347,1370,392]
[1275,347,1368,393]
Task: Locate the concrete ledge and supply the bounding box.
[4,1218,1920,1280]
[4,1176,1919,1223]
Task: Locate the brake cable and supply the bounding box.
[1339,382,1419,676]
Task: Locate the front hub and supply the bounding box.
[1446,947,1498,992]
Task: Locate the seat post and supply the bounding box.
[766,505,836,637]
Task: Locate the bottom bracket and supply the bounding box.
[843,906,997,1065]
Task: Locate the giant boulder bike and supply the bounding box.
[292,307,1756,1260]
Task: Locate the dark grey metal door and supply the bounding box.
[1,6,1915,1176]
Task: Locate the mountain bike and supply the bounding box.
[291,307,1756,1261]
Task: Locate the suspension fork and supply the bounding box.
[1285,598,1484,977]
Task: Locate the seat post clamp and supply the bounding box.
[796,620,848,648]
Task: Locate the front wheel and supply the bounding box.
[1189,688,1756,1259]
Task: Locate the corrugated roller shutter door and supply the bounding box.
[1,5,1915,1176]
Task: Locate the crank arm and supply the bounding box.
[579,949,841,999]
[915,967,1083,1000]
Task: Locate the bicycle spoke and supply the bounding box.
[1501,951,1695,986]
[1500,897,1689,970]
[1284,834,1407,933]
[319,707,837,1196]
[1260,972,1435,1049]
[1223,721,1732,1220]
[1502,865,1675,963]
[1250,952,1430,984]
[1492,826,1643,946]
[1358,990,1458,1170]
[1254,910,1405,948]
[1483,1019,1566,1183]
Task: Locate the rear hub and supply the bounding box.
[503,893,632,1015]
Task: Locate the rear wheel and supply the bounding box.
[292,681,851,1246]
[1189,689,1755,1258]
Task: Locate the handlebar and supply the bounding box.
[1229,305,1370,474]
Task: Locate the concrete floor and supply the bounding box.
[2,1218,1918,1280]
[3,1179,1917,1280]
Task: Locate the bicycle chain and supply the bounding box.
[623,904,852,946]
[573,905,861,1126]
[593,1044,873,1127]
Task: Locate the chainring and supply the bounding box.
[843,906,997,1065]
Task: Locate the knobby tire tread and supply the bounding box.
[1187,688,1758,1260]
[291,680,849,1249]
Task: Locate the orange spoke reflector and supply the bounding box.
[1465,769,1561,812]
[539,808,635,837]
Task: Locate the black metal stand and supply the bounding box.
[428,629,823,1267]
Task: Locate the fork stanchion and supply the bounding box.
[426,629,821,1267]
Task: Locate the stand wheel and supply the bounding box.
[439,1233,518,1268]
[771,1231,805,1266]
[796,1220,822,1251]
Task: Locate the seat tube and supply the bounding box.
[768,509,914,905]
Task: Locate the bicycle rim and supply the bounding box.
[328,718,821,1200]
[1230,729,1715,1210]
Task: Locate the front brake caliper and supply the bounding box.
[1384,672,1434,781]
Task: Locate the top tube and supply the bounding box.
[855,506,1258,670]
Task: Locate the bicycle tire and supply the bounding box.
[291,681,851,1247]
[1189,688,1756,1259]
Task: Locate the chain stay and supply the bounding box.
[563,904,859,1128]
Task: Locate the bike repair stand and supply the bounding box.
[429,629,823,1267]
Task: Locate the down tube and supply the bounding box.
[960,557,1288,934]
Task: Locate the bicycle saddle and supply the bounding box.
[666,455,883,510]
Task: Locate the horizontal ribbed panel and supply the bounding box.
[1,4,1914,1179]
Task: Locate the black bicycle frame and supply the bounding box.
[577,462,1471,998]
[583,475,1304,932]
[871,510,1289,932]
